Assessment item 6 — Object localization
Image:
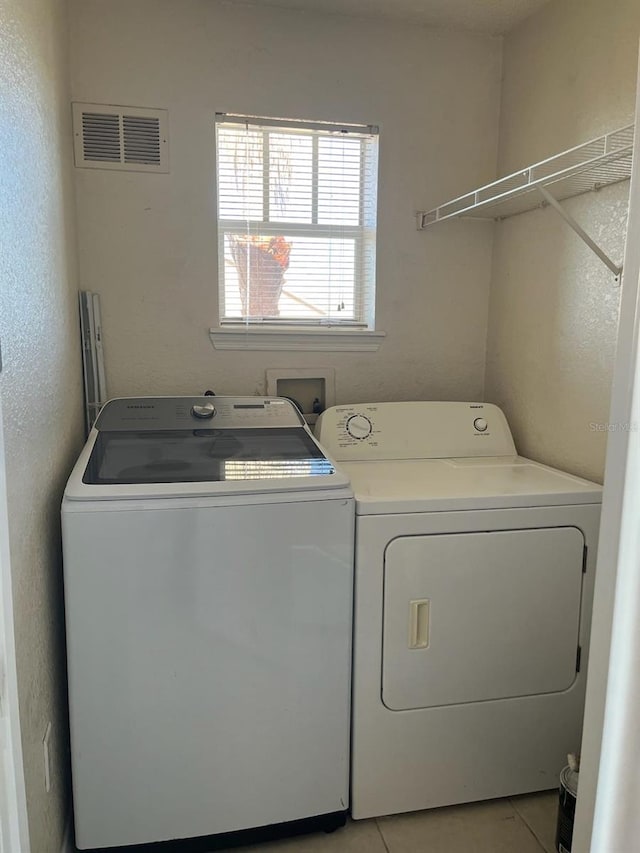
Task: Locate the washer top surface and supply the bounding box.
[65,396,350,501]
[315,401,601,514]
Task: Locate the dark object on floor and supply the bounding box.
[555,765,578,852]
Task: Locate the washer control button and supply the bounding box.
[191,403,216,419]
[346,414,373,440]
[473,417,488,432]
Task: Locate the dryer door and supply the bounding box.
[382,527,584,710]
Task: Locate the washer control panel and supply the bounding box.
[315,401,517,462]
[191,402,216,420]
[95,396,305,431]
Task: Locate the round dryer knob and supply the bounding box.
[473,417,488,432]
[346,414,372,440]
[191,403,216,419]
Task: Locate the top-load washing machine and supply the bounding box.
[63,396,354,850]
[315,401,601,819]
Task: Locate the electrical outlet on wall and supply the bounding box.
[43,721,52,792]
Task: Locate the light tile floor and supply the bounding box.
[233,792,559,853]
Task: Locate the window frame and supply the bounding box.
[210,113,384,351]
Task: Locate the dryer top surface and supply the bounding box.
[342,455,601,515]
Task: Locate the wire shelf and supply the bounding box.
[417,124,634,228]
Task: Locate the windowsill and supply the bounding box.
[209,326,386,352]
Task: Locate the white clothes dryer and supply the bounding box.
[63,397,354,849]
[315,401,601,819]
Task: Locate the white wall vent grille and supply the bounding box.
[72,103,169,172]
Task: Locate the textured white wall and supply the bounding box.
[485,0,640,482]
[0,0,84,850]
[68,0,502,404]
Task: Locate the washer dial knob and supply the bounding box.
[191,403,216,419]
[473,417,488,432]
[346,414,373,440]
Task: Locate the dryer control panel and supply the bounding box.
[315,401,517,461]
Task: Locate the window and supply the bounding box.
[215,114,378,338]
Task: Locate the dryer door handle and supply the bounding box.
[408,599,430,649]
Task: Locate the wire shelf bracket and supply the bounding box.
[537,185,622,283]
[416,124,634,284]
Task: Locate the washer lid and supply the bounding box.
[65,396,349,500]
[343,456,601,514]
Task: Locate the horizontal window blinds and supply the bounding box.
[216,115,378,326]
